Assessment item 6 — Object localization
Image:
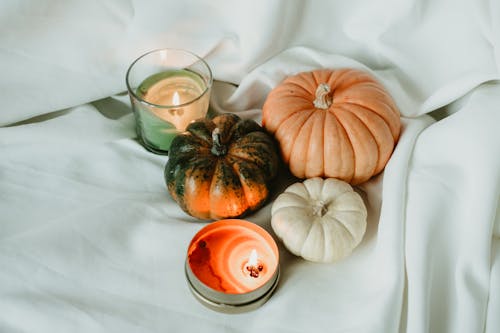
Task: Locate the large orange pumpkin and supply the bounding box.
[165,113,279,220]
[262,68,401,185]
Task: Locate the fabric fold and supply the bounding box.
[1,1,499,332]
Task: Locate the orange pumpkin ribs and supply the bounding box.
[262,68,401,185]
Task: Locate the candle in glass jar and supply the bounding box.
[126,48,212,155]
[185,219,280,313]
[135,69,210,150]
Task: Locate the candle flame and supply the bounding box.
[172,91,180,106]
[248,249,258,267]
[244,249,264,278]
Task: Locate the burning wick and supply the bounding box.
[169,91,184,116]
[172,91,180,105]
[244,249,264,278]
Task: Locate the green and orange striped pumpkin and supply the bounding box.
[165,113,279,220]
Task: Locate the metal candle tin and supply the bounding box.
[185,219,280,313]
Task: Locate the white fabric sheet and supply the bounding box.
[1,1,499,332]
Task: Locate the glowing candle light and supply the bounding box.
[244,249,263,278]
[172,91,180,105]
[126,48,212,154]
[185,219,280,313]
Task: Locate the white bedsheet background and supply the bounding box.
[1,1,499,332]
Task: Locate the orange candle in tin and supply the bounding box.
[185,219,280,313]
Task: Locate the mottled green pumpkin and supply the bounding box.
[165,113,279,220]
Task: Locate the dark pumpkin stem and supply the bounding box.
[211,127,227,156]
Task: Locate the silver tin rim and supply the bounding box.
[185,261,280,314]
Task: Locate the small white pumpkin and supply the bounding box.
[271,177,367,263]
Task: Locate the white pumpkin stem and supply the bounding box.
[313,83,332,109]
[312,201,328,217]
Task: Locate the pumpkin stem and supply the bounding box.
[211,127,227,156]
[312,200,328,217]
[313,83,332,109]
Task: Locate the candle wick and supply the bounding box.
[246,263,264,278]
[168,107,184,117]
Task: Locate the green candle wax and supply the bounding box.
[133,69,209,154]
